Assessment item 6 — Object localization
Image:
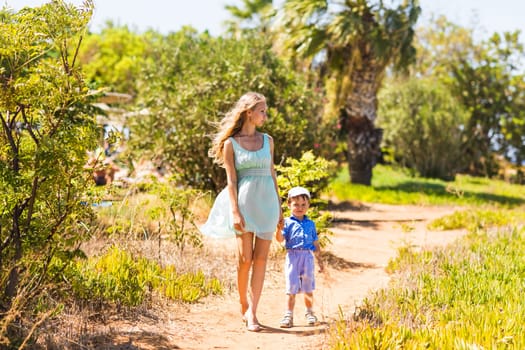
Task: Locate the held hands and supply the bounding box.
[276,218,284,232]
[233,212,246,234]
[276,211,284,232]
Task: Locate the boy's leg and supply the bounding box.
[304,293,318,325]
[304,292,313,310]
[286,293,296,313]
[280,294,295,328]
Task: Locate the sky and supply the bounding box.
[4,0,524,42]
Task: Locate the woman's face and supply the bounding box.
[248,102,268,126]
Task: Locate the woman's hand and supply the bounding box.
[233,211,246,234]
[276,212,284,232]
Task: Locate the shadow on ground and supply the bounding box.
[41,332,178,350]
[322,251,375,270]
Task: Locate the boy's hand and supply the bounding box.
[276,216,284,232]
[317,255,325,273]
[318,263,325,273]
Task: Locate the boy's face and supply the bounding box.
[288,195,310,219]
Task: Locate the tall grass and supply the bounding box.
[329,164,525,207]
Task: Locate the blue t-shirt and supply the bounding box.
[282,215,318,251]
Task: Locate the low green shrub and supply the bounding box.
[52,245,222,306]
[276,150,338,248]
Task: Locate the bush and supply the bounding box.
[0,1,99,345]
[276,151,338,248]
[378,78,468,180]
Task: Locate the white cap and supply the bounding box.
[288,186,310,199]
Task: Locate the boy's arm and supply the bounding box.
[275,228,284,243]
[313,241,324,272]
[275,219,286,243]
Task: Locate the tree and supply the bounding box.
[276,0,421,185]
[126,29,329,193]
[414,17,525,178]
[224,0,275,34]
[78,23,153,96]
[0,0,99,343]
[451,32,525,176]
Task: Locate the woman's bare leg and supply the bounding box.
[236,233,254,317]
[249,236,272,323]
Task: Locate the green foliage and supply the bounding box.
[147,177,204,254]
[125,29,328,193]
[276,151,337,248]
[331,224,525,349]
[93,183,205,255]
[378,77,468,180]
[414,16,525,177]
[330,164,525,207]
[0,0,99,344]
[78,24,154,95]
[452,32,525,176]
[276,150,337,199]
[55,246,222,306]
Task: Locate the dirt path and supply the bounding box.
[105,203,466,350]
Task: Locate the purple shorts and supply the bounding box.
[284,249,315,294]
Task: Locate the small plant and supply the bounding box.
[276,151,338,248]
[54,245,222,306]
[148,176,204,255]
[94,177,205,255]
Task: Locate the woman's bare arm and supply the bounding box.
[224,139,244,232]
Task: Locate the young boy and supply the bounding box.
[276,186,324,328]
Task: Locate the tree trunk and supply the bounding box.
[346,121,383,185]
[5,205,22,301]
[340,66,382,185]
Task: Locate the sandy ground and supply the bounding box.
[82,202,466,350]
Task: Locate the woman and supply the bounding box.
[200,92,283,332]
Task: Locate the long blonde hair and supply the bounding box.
[209,92,266,166]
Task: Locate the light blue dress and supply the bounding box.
[200,133,280,241]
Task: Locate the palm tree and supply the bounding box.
[277,0,421,185]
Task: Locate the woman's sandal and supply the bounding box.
[244,311,261,332]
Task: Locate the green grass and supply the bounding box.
[329,225,525,349]
[329,164,525,207]
[326,166,525,349]
[428,208,525,231]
